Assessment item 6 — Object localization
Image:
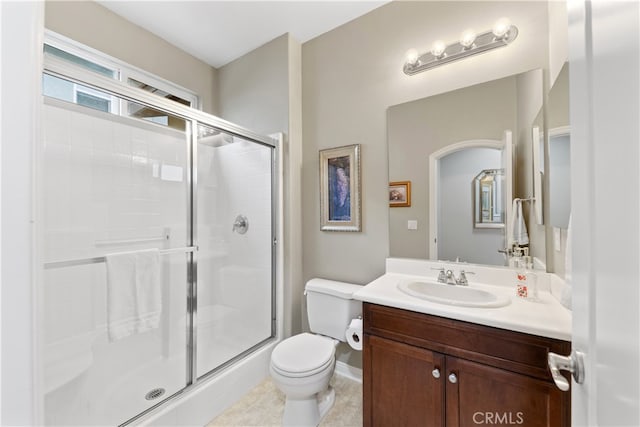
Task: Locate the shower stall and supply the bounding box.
[39,56,279,425]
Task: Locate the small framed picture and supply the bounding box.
[389,181,411,207]
[319,144,361,231]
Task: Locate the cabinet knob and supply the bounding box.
[432,368,440,379]
[448,373,458,383]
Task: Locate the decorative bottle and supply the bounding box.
[516,255,538,301]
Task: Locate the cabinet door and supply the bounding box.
[364,335,445,427]
[445,356,569,427]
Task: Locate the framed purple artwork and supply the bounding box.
[319,144,361,231]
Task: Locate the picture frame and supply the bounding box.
[389,181,411,207]
[319,144,361,231]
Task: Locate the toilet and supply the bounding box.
[270,278,362,427]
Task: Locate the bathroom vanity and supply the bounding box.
[355,258,572,427]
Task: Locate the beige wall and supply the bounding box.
[548,63,570,129]
[302,1,549,288]
[548,0,569,88]
[45,1,218,115]
[218,34,290,134]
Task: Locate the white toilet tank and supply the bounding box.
[305,279,362,341]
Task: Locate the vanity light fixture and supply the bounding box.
[403,18,518,75]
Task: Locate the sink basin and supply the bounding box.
[397,280,510,308]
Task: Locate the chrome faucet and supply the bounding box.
[457,270,475,286]
[431,267,447,283]
[445,270,457,285]
[432,267,475,285]
[442,269,475,286]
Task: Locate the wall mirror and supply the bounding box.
[541,61,570,275]
[387,69,546,268]
[531,125,544,225]
[474,168,505,228]
[547,63,571,229]
[548,127,570,228]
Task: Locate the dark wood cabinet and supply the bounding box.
[363,303,571,427]
[364,335,445,426]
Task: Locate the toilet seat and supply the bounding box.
[271,333,336,378]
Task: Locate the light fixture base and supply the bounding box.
[403,25,518,76]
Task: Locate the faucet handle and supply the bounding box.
[431,267,446,283]
[457,270,475,286]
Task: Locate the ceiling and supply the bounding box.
[98,1,389,69]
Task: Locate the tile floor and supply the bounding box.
[207,374,362,427]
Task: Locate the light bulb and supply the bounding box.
[460,29,476,49]
[430,40,446,58]
[492,17,512,39]
[405,48,419,66]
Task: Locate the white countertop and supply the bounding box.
[354,269,572,342]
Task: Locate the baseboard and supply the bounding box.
[335,361,362,383]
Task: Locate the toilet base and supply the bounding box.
[282,386,335,427]
[317,386,336,420]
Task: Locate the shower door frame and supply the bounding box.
[41,55,280,425]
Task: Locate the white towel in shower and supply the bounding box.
[106,249,161,341]
[508,198,529,247]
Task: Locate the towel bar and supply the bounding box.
[94,235,168,246]
[43,246,197,270]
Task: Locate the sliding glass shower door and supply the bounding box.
[40,61,277,426]
[195,124,275,378]
[41,92,192,426]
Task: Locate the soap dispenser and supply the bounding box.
[509,247,523,269]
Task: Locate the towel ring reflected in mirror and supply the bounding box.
[473,168,505,229]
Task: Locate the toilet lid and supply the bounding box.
[271,333,336,376]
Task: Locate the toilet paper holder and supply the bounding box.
[350,316,362,342]
[346,316,363,350]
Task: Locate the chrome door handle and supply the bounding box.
[548,350,585,391]
[432,368,440,379]
[448,373,457,383]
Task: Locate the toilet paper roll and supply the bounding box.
[345,318,363,351]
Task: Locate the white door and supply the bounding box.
[565,1,640,424]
